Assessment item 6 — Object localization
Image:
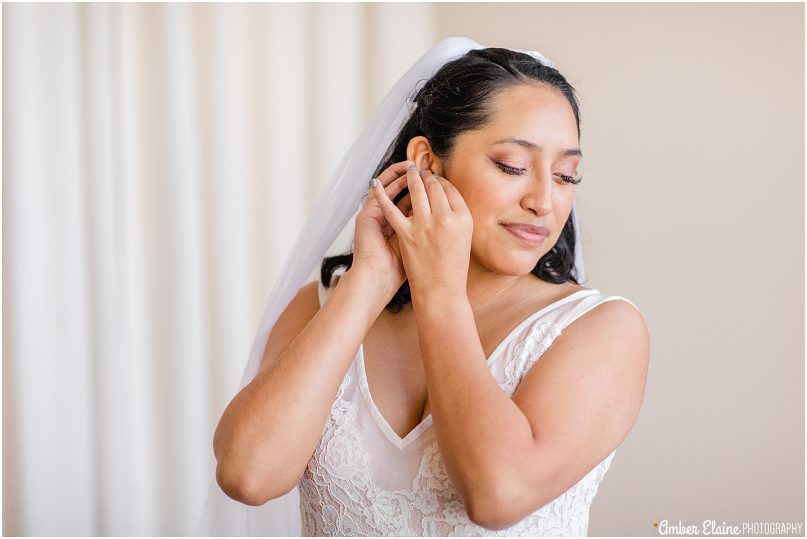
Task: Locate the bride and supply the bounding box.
[200,37,649,536]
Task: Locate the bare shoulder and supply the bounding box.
[258,280,322,376]
[573,296,648,345]
[527,279,590,303]
[512,293,650,466]
[561,296,649,375]
[487,296,650,525]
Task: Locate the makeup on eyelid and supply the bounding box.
[489,152,579,169]
[489,158,578,182]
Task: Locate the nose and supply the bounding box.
[520,168,554,215]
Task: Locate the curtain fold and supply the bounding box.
[3,3,435,535]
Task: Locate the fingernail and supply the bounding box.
[369,178,377,188]
[407,164,417,171]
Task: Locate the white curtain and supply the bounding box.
[3,3,435,535]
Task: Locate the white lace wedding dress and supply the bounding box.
[297,281,639,536]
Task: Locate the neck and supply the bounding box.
[464,259,529,314]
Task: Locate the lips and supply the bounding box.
[501,223,550,236]
[501,223,549,245]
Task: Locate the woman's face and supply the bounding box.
[410,82,582,277]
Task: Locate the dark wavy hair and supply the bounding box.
[322,47,583,313]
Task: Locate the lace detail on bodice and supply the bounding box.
[298,317,616,536]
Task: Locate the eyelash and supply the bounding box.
[493,160,582,185]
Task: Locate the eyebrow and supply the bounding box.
[493,137,583,158]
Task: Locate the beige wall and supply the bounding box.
[426,2,805,535]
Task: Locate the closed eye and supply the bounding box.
[492,160,527,176]
[492,160,582,185]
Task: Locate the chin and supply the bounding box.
[493,254,542,277]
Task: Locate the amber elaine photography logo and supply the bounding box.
[653,519,804,536]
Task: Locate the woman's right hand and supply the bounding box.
[350,159,413,301]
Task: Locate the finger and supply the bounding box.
[407,165,431,217]
[423,170,451,216]
[371,178,408,232]
[396,192,413,217]
[363,173,408,210]
[436,176,469,214]
[377,160,414,188]
[385,173,410,202]
[388,233,403,261]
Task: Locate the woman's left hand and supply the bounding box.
[371,165,473,299]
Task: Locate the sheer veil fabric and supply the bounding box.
[195,36,587,536]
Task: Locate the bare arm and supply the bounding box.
[414,292,649,530]
[213,268,389,505]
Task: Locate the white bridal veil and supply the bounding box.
[195,36,587,536]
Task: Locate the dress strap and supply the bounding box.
[554,293,641,332]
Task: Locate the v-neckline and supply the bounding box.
[356,288,598,450]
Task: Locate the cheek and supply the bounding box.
[465,193,509,228]
[467,206,506,247]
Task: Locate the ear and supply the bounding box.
[406,136,444,177]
